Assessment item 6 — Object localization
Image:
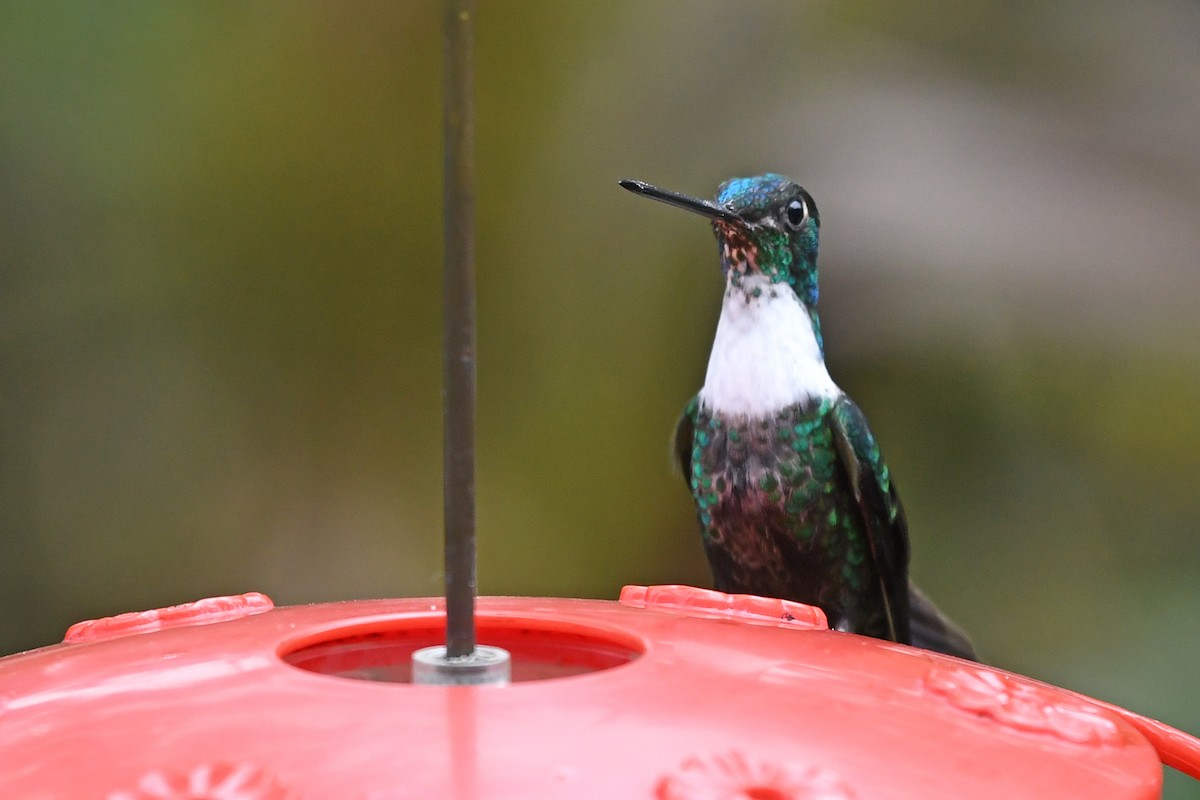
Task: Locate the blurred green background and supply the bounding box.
[2,2,1199,791]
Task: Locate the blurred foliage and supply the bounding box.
[2,3,1199,792]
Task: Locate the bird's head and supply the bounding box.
[620,173,821,306]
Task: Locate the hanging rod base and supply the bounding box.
[412,644,511,686]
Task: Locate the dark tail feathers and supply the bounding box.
[908,582,978,661]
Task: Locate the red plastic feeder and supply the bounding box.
[1,586,1197,798]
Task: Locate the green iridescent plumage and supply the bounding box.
[675,393,909,641]
[625,174,975,659]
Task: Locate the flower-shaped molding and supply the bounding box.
[65,592,274,643]
[924,665,1123,747]
[656,750,856,800]
[106,762,295,800]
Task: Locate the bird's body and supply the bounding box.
[621,173,975,659]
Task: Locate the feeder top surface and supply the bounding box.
[0,588,1166,799]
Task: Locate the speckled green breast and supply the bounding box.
[683,396,886,636]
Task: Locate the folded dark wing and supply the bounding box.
[829,396,911,643]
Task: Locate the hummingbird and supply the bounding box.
[620,174,975,660]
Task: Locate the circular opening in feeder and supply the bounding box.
[280,615,644,683]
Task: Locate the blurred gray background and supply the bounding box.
[2,2,1198,792]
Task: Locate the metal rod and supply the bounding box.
[442,0,476,658]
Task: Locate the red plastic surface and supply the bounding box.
[1089,699,1200,777]
[619,583,828,630]
[0,589,1188,798]
[64,592,274,643]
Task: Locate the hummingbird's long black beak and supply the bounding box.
[619,179,742,225]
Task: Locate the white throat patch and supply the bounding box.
[698,276,840,417]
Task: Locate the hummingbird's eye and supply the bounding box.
[784,199,808,229]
